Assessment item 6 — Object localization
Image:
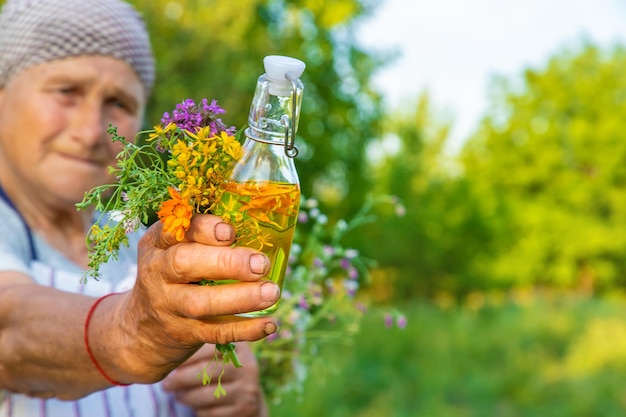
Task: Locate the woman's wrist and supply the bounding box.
[85,290,195,385]
[84,293,131,386]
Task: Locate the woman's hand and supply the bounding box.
[163,343,269,417]
[91,214,280,385]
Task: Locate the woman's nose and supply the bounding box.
[68,100,107,147]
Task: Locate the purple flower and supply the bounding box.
[347,266,359,280]
[383,312,408,329]
[343,279,358,297]
[298,211,309,223]
[123,216,140,234]
[384,313,394,328]
[340,258,351,270]
[202,98,226,115]
[298,295,309,310]
[313,257,324,268]
[154,140,166,153]
[160,98,236,135]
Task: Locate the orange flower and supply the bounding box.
[157,187,193,241]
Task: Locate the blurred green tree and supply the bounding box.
[461,43,626,292]
[352,94,506,299]
[128,0,388,217]
[357,42,626,300]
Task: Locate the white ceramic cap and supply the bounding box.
[263,55,306,95]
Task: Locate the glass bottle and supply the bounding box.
[216,55,305,316]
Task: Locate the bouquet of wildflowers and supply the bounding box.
[78,98,241,277]
[78,98,244,396]
[78,98,406,400]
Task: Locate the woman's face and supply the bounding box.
[0,55,146,206]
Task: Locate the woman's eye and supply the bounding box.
[114,100,128,109]
[107,97,135,114]
[108,98,126,110]
[52,86,79,104]
[58,86,77,95]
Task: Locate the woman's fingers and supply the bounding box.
[168,281,280,318]
[159,244,270,283]
[133,213,279,347]
[161,314,277,345]
[142,214,237,250]
[186,216,235,245]
[195,317,277,345]
[188,316,278,344]
[139,215,270,284]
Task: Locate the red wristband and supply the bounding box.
[84,293,130,387]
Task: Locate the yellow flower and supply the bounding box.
[221,132,243,160]
[163,126,243,216]
[173,139,195,167]
[157,187,193,241]
[147,122,176,142]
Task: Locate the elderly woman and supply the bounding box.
[0,0,277,416]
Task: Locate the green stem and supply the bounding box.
[216,343,242,368]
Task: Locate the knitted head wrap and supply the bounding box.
[0,0,155,94]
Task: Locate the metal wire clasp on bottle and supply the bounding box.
[281,73,300,158]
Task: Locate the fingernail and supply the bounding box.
[215,222,234,242]
[264,321,278,336]
[260,281,280,301]
[249,253,269,275]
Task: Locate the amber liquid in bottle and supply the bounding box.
[216,180,300,316]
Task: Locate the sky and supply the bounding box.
[356,0,626,154]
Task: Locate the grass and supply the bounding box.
[268,291,626,417]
